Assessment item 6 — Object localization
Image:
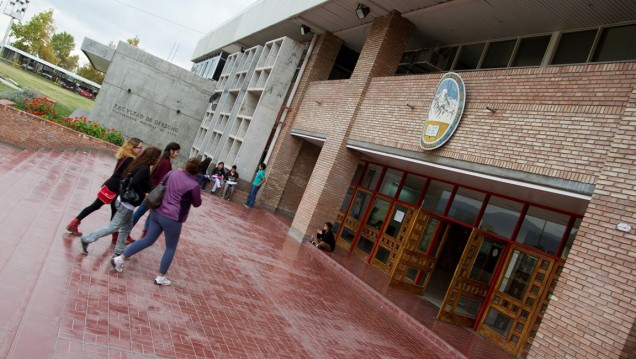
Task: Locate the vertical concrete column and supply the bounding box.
[261,33,343,211]
[529,89,636,358]
[289,12,413,241]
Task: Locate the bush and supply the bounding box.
[0,88,42,103]
[13,97,125,146]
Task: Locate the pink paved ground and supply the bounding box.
[0,145,512,359]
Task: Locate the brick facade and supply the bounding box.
[0,105,118,154]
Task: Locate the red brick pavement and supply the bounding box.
[0,144,511,359]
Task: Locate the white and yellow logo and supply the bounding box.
[420,72,466,150]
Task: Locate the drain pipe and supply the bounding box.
[264,33,318,164]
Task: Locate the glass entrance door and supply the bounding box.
[353,196,391,260]
[370,203,415,275]
[476,246,556,355]
[390,211,447,294]
[337,189,372,251]
[438,231,506,327]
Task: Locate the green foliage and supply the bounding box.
[13,97,124,146]
[11,10,58,63]
[127,36,140,47]
[51,32,78,71]
[76,64,104,84]
[0,88,42,103]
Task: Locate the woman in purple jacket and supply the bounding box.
[111,157,202,286]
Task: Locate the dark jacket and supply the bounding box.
[122,165,153,206]
[151,158,172,187]
[210,166,225,178]
[200,158,212,174]
[317,229,336,252]
[224,169,239,183]
[103,157,133,192]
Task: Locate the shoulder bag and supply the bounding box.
[144,171,172,209]
[97,159,127,204]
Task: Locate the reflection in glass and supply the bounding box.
[351,162,365,185]
[561,218,581,260]
[360,164,382,190]
[455,43,485,70]
[398,174,426,205]
[511,36,550,67]
[469,239,504,284]
[366,198,390,230]
[479,196,523,239]
[422,180,453,214]
[447,187,485,225]
[417,217,439,253]
[456,296,483,319]
[499,250,537,300]
[374,246,390,264]
[348,191,371,220]
[484,308,514,337]
[516,206,569,255]
[593,24,636,63]
[356,236,375,254]
[379,168,403,197]
[340,227,356,243]
[384,205,408,238]
[339,187,354,213]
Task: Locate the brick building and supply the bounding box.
[191,1,636,357]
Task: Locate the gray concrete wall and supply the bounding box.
[90,42,214,166]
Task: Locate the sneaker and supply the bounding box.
[110,256,124,272]
[79,238,89,255]
[154,276,171,286]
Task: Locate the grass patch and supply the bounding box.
[0,61,94,114]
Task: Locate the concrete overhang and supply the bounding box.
[81,38,115,73]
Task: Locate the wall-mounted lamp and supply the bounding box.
[127,88,131,93]
[314,100,322,105]
[355,3,370,19]
[209,93,220,103]
[406,103,415,109]
[240,47,245,53]
[300,24,311,36]
[176,109,181,114]
[486,106,497,113]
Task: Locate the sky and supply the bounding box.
[0,0,260,70]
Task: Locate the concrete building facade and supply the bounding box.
[191,1,636,357]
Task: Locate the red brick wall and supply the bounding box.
[276,141,321,217]
[529,88,636,358]
[0,105,118,154]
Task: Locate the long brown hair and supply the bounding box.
[125,147,161,177]
[151,142,181,176]
[115,137,142,159]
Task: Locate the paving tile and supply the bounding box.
[0,145,513,359]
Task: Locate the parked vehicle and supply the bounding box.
[40,71,54,80]
[78,88,93,100]
[60,80,76,91]
[22,63,35,72]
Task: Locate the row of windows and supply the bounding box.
[347,162,581,259]
[397,22,636,74]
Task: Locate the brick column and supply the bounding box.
[289,11,413,240]
[260,33,343,211]
[529,89,636,358]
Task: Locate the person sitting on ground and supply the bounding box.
[208,161,225,194]
[222,165,239,200]
[310,222,336,252]
[197,155,212,190]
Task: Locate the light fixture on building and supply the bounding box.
[127,88,131,93]
[486,106,497,113]
[209,93,220,103]
[355,3,370,19]
[406,103,415,109]
[300,25,311,36]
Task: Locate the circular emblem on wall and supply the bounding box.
[420,72,466,150]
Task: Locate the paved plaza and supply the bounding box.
[0,144,511,358]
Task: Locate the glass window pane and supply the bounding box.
[511,36,550,67]
[479,196,523,239]
[469,239,505,284]
[516,206,569,255]
[552,30,596,65]
[484,308,514,338]
[482,40,516,68]
[447,187,485,225]
[454,43,485,70]
[356,235,375,254]
[499,250,537,300]
[561,218,582,260]
[351,162,365,185]
[374,246,390,264]
[366,198,391,230]
[456,296,483,319]
[422,180,453,214]
[385,205,408,238]
[379,168,403,197]
[593,24,636,62]
[348,191,371,220]
[340,227,356,243]
[339,187,354,213]
[360,164,382,190]
[398,174,426,205]
[433,46,458,71]
[418,217,440,253]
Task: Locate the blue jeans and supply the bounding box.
[81,199,133,255]
[132,200,152,233]
[124,211,183,275]
[245,185,260,207]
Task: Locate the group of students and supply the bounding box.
[197,158,267,209]
[65,139,202,286]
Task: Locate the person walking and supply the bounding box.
[111,157,203,286]
[244,163,266,208]
[65,137,143,236]
[79,147,162,256]
[131,142,180,239]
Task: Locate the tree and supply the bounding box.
[10,9,58,63]
[127,36,140,47]
[77,64,105,85]
[51,32,78,71]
